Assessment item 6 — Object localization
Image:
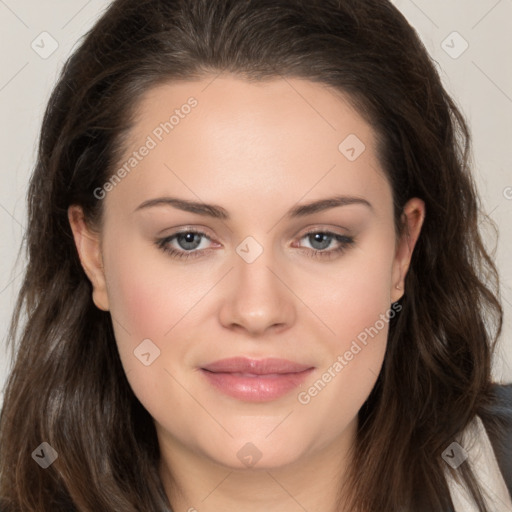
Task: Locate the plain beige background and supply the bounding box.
[1,1,511,408]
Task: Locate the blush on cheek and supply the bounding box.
[110,276,165,340]
[321,285,391,344]
[105,246,173,334]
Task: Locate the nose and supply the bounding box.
[218,247,296,337]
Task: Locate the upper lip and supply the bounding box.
[201,357,314,375]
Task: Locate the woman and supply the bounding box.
[0,0,510,511]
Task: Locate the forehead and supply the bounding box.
[107,74,391,216]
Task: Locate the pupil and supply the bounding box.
[310,233,331,250]
[178,232,201,250]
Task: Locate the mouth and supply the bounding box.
[200,357,315,402]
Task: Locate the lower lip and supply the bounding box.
[200,368,314,402]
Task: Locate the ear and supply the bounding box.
[68,205,109,311]
[390,198,425,303]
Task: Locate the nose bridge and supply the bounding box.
[218,236,296,335]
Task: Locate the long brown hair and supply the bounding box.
[0,0,504,510]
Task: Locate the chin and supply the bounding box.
[196,430,313,471]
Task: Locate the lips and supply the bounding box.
[200,357,315,402]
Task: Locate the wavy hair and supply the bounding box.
[0,0,504,510]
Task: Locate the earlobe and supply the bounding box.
[68,205,110,311]
[391,198,426,303]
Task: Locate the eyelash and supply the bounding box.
[155,228,355,261]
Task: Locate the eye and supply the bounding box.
[173,232,207,251]
[295,230,355,259]
[155,228,355,261]
[155,229,215,260]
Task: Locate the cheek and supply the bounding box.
[295,237,395,420]
[101,242,201,415]
[103,231,210,338]
[100,232,227,401]
[107,263,173,341]
[100,234,185,370]
[304,235,395,349]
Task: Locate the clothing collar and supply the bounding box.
[446,415,512,511]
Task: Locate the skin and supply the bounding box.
[69,74,425,512]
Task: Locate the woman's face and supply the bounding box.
[70,75,424,470]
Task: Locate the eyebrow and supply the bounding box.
[134,195,373,219]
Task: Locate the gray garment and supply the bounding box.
[480,383,512,502]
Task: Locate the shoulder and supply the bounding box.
[479,382,512,498]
